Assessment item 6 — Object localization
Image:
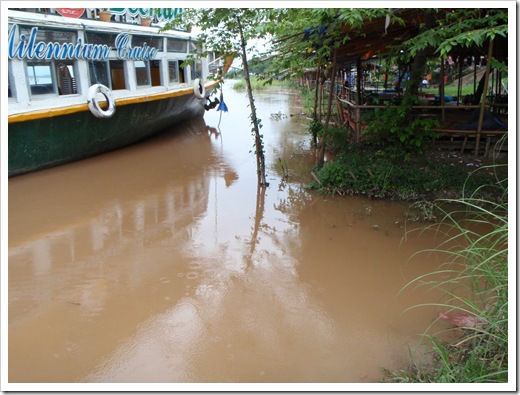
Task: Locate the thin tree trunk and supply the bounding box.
[248,183,266,258]
[313,64,321,119]
[319,74,324,121]
[312,63,322,146]
[237,15,268,186]
[472,73,488,105]
[324,48,338,127]
[317,47,338,167]
[356,57,362,104]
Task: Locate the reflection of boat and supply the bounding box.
[7,8,230,177]
[8,118,217,323]
[8,117,235,382]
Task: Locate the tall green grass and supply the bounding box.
[232,76,292,90]
[392,165,508,383]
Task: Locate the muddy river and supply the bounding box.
[8,82,453,388]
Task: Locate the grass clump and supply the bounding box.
[310,142,505,202]
[389,171,508,383]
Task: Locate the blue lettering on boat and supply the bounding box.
[8,26,157,61]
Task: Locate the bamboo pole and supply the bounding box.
[475,38,494,157]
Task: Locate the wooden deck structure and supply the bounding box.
[336,95,507,157]
[321,9,509,157]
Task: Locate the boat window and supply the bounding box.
[27,61,56,96]
[56,61,78,95]
[133,36,163,52]
[135,60,150,86]
[166,38,187,53]
[8,62,14,99]
[88,60,126,90]
[19,26,77,47]
[168,61,179,84]
[88,61,111,88]
[191,59,203,80]
[109,60,126,90]
[178,61,186,83]
[85,31,119,46]
[150,60,161,87]
[208,52,220,75]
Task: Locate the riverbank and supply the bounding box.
[387,190,509,383]
[250,78,509,204]
[231,77,506,201]
[309,142,507,203]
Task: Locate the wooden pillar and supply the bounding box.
[497,69,502,96]
[475,39,494,157]
[355,107,361,142]
[457,60,463,105]
[473,57,477,95]
[440,57,445,122]
[356,57,362,105]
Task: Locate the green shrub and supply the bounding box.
[310,144,505,202]
[364,97,439,153]
[308,118,324,146]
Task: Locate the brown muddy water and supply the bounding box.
[8,82,454,388]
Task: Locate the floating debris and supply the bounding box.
[438,311,488,329]
[270,111,288,121]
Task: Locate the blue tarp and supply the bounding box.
[455,109,507,131]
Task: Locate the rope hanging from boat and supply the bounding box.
[203,84,227,127]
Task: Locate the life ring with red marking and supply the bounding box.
[87,84,116,118]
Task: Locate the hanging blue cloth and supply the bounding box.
[217,92,228,112]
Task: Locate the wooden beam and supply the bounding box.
[475,39,494,157]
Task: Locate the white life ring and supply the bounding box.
[193,78,206,99]
[87,84,116,118]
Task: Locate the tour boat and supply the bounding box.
[7,8,229,177]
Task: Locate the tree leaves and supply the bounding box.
[401,8,508,66]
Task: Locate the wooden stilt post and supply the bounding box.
[475,39,494,157]
[355,107,361,142]
[472,56,477,105]
[440,57,445,123]
[457,60,463,105]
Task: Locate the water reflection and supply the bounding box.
[87,180,342,383]
[9,83,450,385]
[9,119,226,382]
